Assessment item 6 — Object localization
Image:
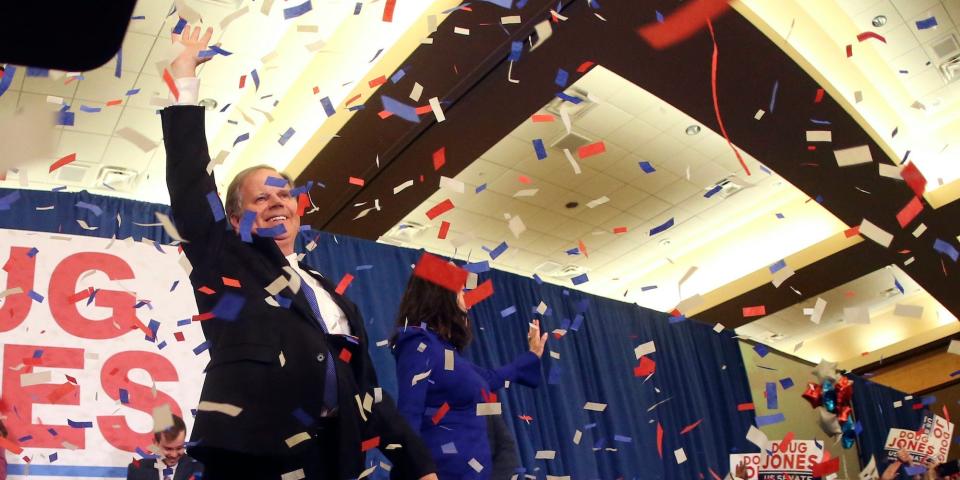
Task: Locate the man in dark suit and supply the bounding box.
[126,415,203,480]
[160,25,437,480]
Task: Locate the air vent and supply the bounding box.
[931,34,960,60]
[534,261,588,279]
[543,87,596,119]
[97,166,140,192]
[549,130,592,152]
[54,163,91,184]
[707,177,744,199]
[381,221,429,245]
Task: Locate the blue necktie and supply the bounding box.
[298,273,339,411]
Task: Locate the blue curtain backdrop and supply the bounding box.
[849,373,927,471]
[0,187,802,478]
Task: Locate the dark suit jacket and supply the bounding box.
[126,457,203,480]
[486,415,520,480]
[160,105,435,479]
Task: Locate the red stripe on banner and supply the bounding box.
[432,402,450,425]
[706,20,750,176]
[438,220,451,239]
[426,199,454,220]
[335,273,354,295]
[49,153,77,173]
[636,0,731,49]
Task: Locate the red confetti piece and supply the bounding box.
[348,177,365,187]
[807,145,817,151]
[463,279,494,309]
[531,114,555,122]
[634,356,656,377]
[811,457,840,477]
[192,312,215,322]
[65,375,77,384]
[297,193,309,217]
[382,0,397,22]
[900,162,927,197]
[813,88,825,103]
[578,239,588,258]
[707,20,751,176]
[518,175,532,184]
[577,141,606,159]
[413,252,468,292]
[162,68,179,101]
[680,419,703,434]
[222,277,241,288]
[944,405,951,423]
[425,199,454,220]
[844,225,860,238]
[174,332,185,342]
[845,44,853,57]
[896,196,923,228]
[345,93,361,106]
[857,31,887,43]
[576,61,595,73]
[415,105,433,115]
[312,86,320,95]
[105,99,123,107]
[742,305,766,317]
[335,273,354,295]
[338,348,352,363]
[656,422,664,458]
[49,153,77,173]
[377,110,392,119]
[238,75,246,89]
[432,402,450,424]
[67,287,94,303]
[708,468,723,480]
[360,436,380,452]
[613,226,628,234]
[737,402,754,411]
[198,286,216,295]
[636,0,731,49]
[778,431,795,452]
[433,147,446,171]
[438,221,451,239]
[368,75,387,88]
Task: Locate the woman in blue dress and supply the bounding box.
[391,275,547,479]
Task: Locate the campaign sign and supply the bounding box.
[884,414,954,465]
[0,229,207,479]
[730,440,824,480]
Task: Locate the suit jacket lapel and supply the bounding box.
[299,263,364,339]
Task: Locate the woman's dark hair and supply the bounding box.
[392,274,472,351]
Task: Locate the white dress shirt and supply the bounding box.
[285,254,351,335]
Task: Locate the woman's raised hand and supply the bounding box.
[527,319,548,358]
[171,25,214,79]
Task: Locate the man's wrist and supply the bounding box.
[170,60,197,80]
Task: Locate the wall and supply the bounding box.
[739,342,862,478]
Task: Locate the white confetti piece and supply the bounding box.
[912,223,926,237]
[844,306,870,324]
[116,127,159,152]
[508,215,526,238]
[410,82,423,102]
[583,402,607,412]
[155,212,186,243]
[535,450,556,460]
[152,404,174,432]
[948,340,960,356]
[528,19,553,51]
[634,341,656,359]
[476,402,502,416]
[834,145,872,167]
[197,401,243,417]
[573,430,582,444]
[444,349,454,371]
[806,131,832,142]
[454,27,470,35]
[563,148,581,174]
[281,469,305,480]
[713,323,724,333]
[674,448,687,464]
[394,180,414,194]
[746,425,768,450]
[513,188,538,197]
[859,219,893,247]
[586,196,609,208]
[501,15,521,24]
[754,109,765,120]
[285,432,311,448]
[20,371,52,387]
[878,163,901,179]
[439,176,465,193]
[893,304,923,318]
[429,97,445,122]
[411,369,432,386]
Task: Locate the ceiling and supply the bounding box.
[0,0,442,203]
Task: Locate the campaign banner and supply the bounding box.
[0,229,207,479]
[884,414,954,464]
[730,440,824,480]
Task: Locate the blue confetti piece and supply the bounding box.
[265,176,288,188]
[922,395,936,405]
[532,139,547,160]
[32,349,43,358]
[169,280,179,292]
[131,15,145,20]
[87,289,99,306]
[570,314,584,331]
[67,419,93,429]
[381,95,420,123]
[565,248,580,256]
[639,161,656,173]
[934,238,959,262]
[481,0,513,7]
[532,273,543,285]
[26,67,49,77]
[172,17,187,34]
[668,314,687,323]
[704,184,722,198]
[489,241,509,260]
[649,217,674,235]
[0,65,16,97]
[951,370,960,377]
[355,264,374,271]
[257,223,287,238]
[233,132,250,147]
[206,191,226,222]
[894,278,904,295]
[49,452,57,462]
[17,435,32,442]
[810,118,831,125]
[347,105,364,112]
[475,183,487,194]
[640,285,657,291]
[28,290,44,303]
[500,305,517,318]
[76,201,103,216]
[284,0,313,19]
[583,423,597,430]
[508,41,523,62]
[219,103,232,113]
[614,435,632,443]
[593,438,606,449]
[755,413,785,427]
[779,377,794,389]
[177,319,191,326]
[464,261,490,273]
[79,105,102,113]
[27,247,39,258]
[58,111,75,126]
[126,88,140,96]
[556,92,582,104]
[278,127,296,146]
[193,340,212,355]
[571,273,589,285]
[250,69,260,91]
[319,96,336,117]
[575,299,590,312]
[554,68,569,88]
[209,45,233,56]
[292,407,316,427]
[390,69,406,84]
[655,10,664,22]
[119,388,129,404]
[765,382,778,409]
[114,47,122,79]
[904,465,927,476]
[157,340,167,350]
[916,16,938,30]
[754,344,769,357]
[212,293,245,321]
[769,259,786,273]
[1,191,26,209]
[775,213,785,219]
[239,210,256,243]
[145,319,160,341]
[353,2,363,14]
[769,80,779,113]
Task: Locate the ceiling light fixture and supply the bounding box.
[199,98,219,110]
[685,125,701,135]
[872,15,887,27]
[565,201,579,209]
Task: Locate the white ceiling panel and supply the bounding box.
[626,195,672,221]
[56,131,111,165]
[891,0,940,19]
[607,82,661,118]
[75,68,138,103]
[606,117,660,153]
[576,102,632,138]
[70,103,124,136]
[120,32,158,75]
[128,1,171,36]
[21,73,79,98]
[481,135,535,168]
[874,24,922,60]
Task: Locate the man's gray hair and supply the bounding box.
[224,164,294,221]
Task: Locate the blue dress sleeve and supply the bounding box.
[393,328,435,435]
[471,351,541,391]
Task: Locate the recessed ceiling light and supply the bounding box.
[199,98,218,110]
[565,201,578,209]
[872,15,887,27]
[685,125,701,135]
[658,238,671,247]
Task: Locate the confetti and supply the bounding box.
[425,199,454,220]
[283,0,313,19]
[706,20,750,175]
[916,16,938,30]
[381,95,420,123]
[649,217,674,235]
[50,153,77,173]
[636,0,731,49]
[834,145,872,167]
[577,141,605,159]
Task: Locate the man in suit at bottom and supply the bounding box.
[127,415,203,480]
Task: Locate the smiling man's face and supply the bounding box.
[229,168,301,255]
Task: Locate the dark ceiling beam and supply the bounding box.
[296,1,960,321]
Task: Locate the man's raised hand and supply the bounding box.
[171,25,214,79]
